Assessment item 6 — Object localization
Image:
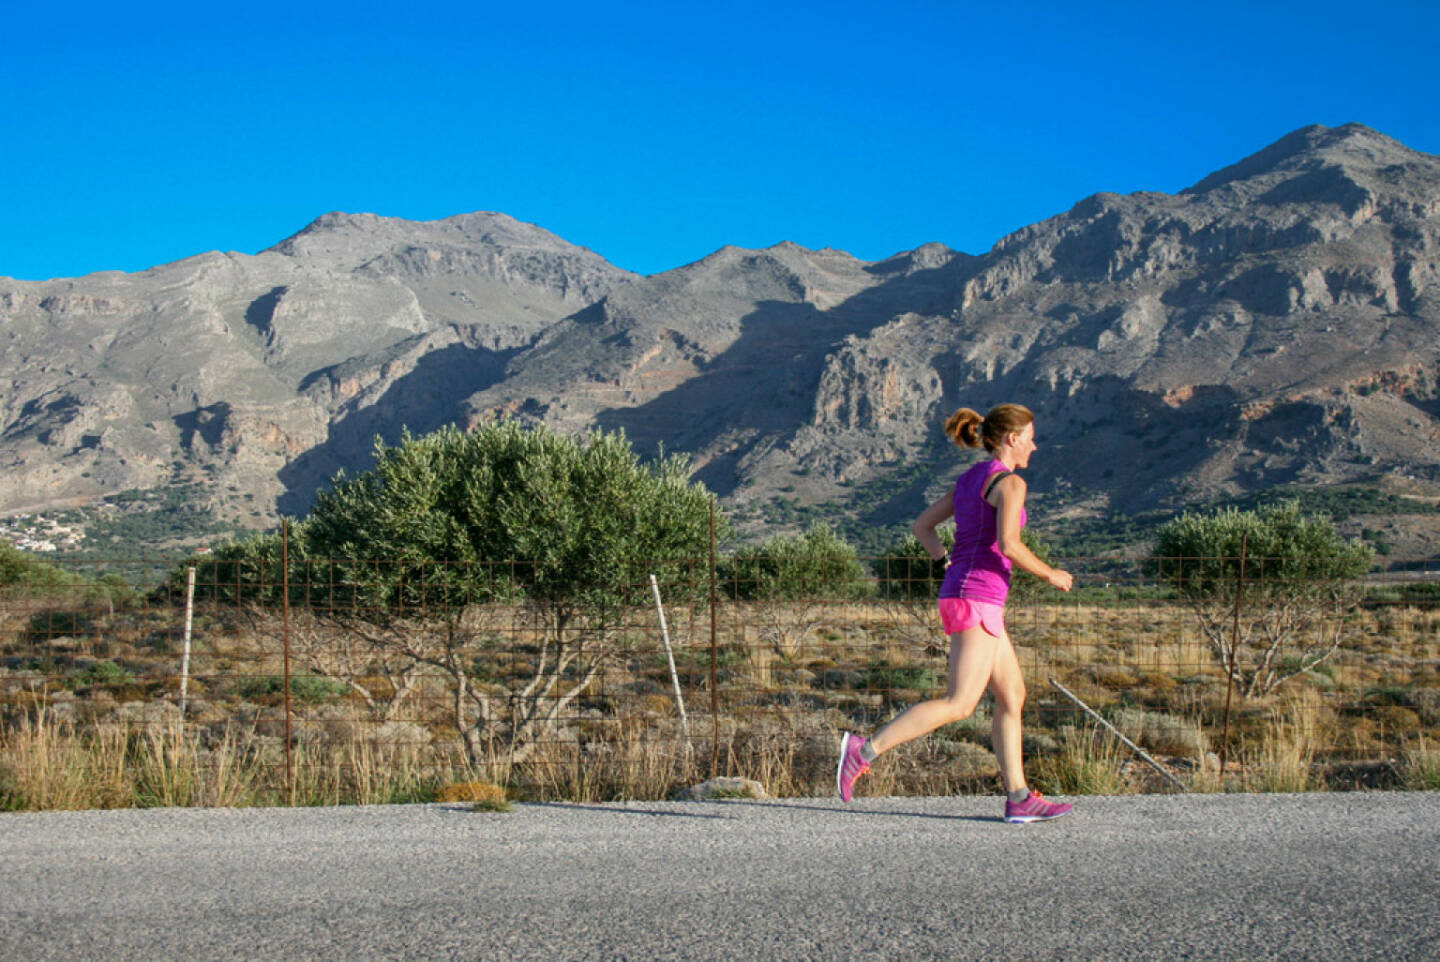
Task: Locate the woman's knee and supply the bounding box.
[992,680,1026,713]
[937,695,981,723]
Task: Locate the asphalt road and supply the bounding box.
[1,792,1436,961]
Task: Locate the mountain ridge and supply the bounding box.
[1,123,1438,558]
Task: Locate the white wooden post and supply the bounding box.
[179,566,195,718]
[649,573,690,742]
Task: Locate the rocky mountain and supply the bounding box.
[2,123,1438,556]
[0,212,635,522]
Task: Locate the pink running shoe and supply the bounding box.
[836,732,870,802]
[1004,791,1073,823]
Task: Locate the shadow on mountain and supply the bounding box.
[244,287,285,338]
[1081,383,1250,511]
[1407,397,1440,419]
[276,342,519,515]
[173,403,232,450]
[591,259,964,496]
[926,366,1245,513]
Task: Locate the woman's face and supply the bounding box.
[1007,422,1037,468]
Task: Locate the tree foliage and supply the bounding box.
[185,421,718,611]
[1147,501,1372,697]
[308,422,715,610]
[0,542,136,611]
[1150,501,1371,598]
[721,524,872,602]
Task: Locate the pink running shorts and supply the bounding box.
[938,598,1006,638]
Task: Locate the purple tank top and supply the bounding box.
[938,460,1026,605]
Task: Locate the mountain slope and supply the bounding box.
[1,123,1437,557]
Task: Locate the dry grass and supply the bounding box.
[0,704,462,811]
[0,712,131,810]
[1031,724,1135,796]
[1239,721,1319,792]
[1398,737,1440,790]
[1205,689,1330,793]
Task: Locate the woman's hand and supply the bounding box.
[1047,567,1074,592]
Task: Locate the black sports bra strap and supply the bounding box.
[982,470,1012,501]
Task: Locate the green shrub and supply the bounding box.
[872,532,950,601]
[237,675,352,702]
[721,524,872,602]
[67,660,135,690]
[0,543,137,610]
[864,664,943,691]
[1148,500,1371,599]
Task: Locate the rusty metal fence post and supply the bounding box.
[1219,532,1248,773]
[282,519,294,804]
[709,501,720,778]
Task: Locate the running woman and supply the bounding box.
[837,403,1076,822]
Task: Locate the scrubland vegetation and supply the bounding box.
[2,589,1436,811]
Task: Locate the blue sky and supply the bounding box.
[3,0,1437,281]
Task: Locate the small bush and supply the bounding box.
[1112,707,1208,756]
[864,664,942,692]
[236,676,352,703]
[26,610,98,642]
[721,524,872,602]
[437,780,511,811]
[67,660,135,690]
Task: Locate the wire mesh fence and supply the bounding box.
[2,547,1438,809]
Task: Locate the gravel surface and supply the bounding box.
[2,792,1436,960]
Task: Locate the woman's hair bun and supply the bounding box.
[944,408,984,448]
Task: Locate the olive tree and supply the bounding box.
[720,524,872,659]
[1148,501,1372,698]
[181,420,718,763]
[873,531,951,602]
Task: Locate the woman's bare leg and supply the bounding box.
[987,629,1028,792]
[868,626,998,756]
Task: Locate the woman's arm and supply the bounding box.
[912,493,955,562]
[990,476,1073,591]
